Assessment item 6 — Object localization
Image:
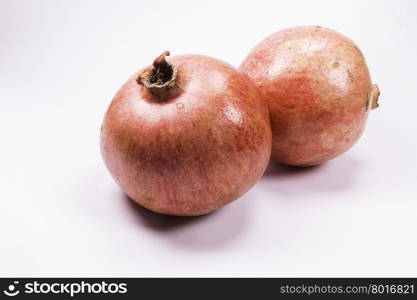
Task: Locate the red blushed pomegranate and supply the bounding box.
[100,52,271,216]
[240,26,379,166]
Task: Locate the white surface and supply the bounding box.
[1,0,417,277]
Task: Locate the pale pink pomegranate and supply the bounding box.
[240,26,379,166]
[101,52,271,216]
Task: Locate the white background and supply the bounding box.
[1,0,417,277]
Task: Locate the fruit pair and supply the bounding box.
[100,26,379,216]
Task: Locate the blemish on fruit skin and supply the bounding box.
[347,69,354,82]
[365,97,370,111]
[332,61,340,68]
[285,105,296,110]
[143,196,154,202]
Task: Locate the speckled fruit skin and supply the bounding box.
[240,26,377,166]
[100,55,271,216]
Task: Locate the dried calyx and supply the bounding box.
[371,84,380,110]
[137,51,178,100]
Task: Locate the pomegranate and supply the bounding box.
[100,52,271,216]
[240,26,379,166]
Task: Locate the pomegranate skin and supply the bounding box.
[240,26,378,166]
[100,54,271,216]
